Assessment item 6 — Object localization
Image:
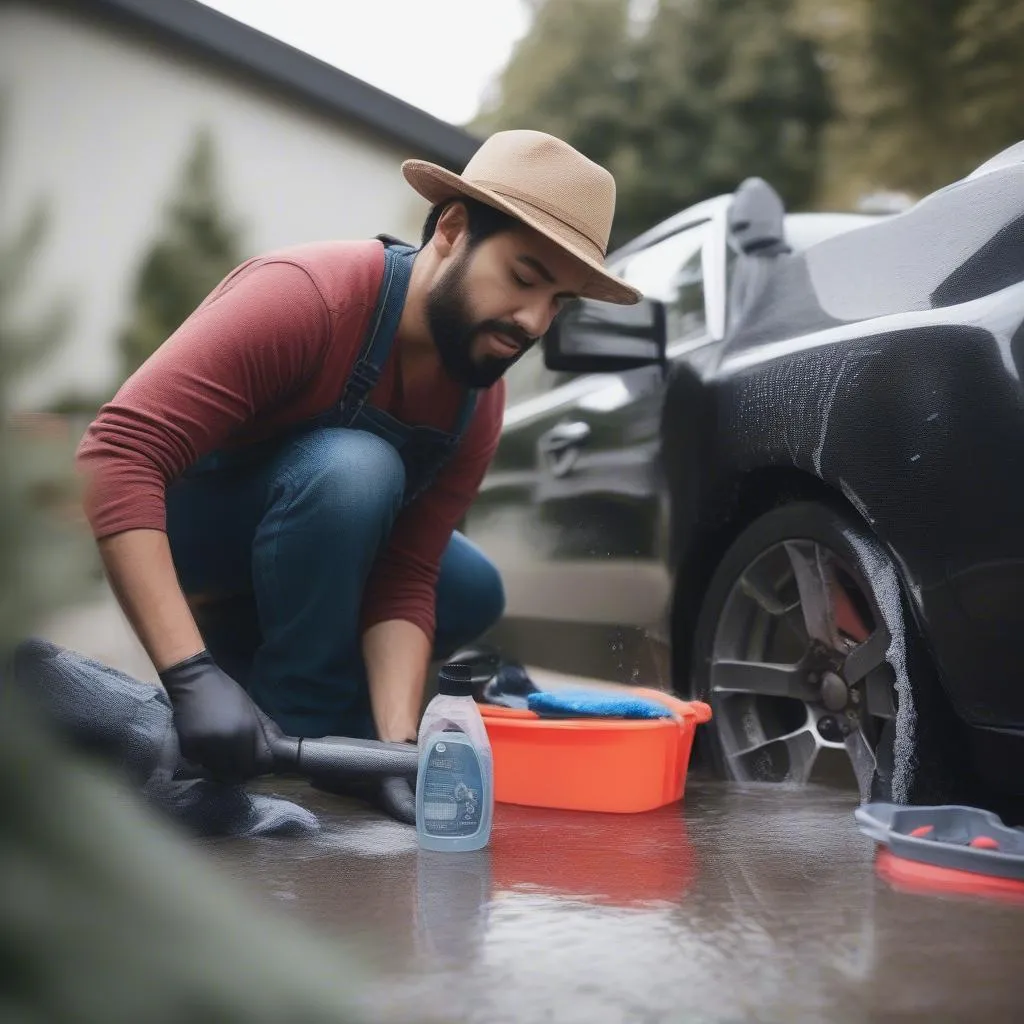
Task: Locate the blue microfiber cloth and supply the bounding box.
[526,689,673,720]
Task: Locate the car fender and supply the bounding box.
[662,320,1024,727]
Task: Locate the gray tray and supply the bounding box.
[855,802,1024,882]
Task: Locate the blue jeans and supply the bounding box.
[165,427,505,739]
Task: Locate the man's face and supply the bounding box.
[426,223,589,388]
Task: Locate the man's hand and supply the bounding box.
[159,651,274,784]
[362,619,431,742]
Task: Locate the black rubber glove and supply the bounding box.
[159,650,275,784]
[376,775,417,825]
[310,742,418,826]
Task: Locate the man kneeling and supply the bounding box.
[76,130,640,821]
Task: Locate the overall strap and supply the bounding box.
[440,390,480,470]
[338,243,418,425]
[402,389,483,505]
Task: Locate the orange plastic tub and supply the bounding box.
[480,687,712,814]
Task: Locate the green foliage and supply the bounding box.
[0,202,72,379]
[623,0,831,239]
[0,687,385,1023]
[0,134,90,653]
[474,0,634,171]
[0,122,377,1023]
[474,0,831,245]
[849,0,1024,194]
[475,0,1024,234]
[117,127,243,380]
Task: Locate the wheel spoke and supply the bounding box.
[738,556,797,616]
[864,666,897,719]
[711,658,813,701]
[783,540,838,648]
[728,724,821,785]
[843,726,877,802]
[842,627,890,684]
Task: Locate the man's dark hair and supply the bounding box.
[420,196,519,248]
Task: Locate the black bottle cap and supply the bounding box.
[438,662,474,697]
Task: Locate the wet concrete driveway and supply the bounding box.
[205,775,1024,1023]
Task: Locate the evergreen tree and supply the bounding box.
[801,0,1024,201]
[0,130,88,651]
[474,0,831,244]
[476,0,1024,223]
[623,0,831,238]
[117,127,243,380]
[0,127,375,1022]
[473,0,634,174]
[850,0,975,194]
[952,0,1024,165]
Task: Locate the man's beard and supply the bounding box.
[425,252,535,388]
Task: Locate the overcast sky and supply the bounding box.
[197,0,531,126]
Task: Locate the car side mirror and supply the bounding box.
[542,296,668,374]
[728,177,790,255]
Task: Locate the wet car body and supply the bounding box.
[464,197,879,680]
[466,142,1024,809]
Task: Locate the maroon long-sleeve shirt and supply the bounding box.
[76,239,505,640]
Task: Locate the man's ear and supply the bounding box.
[433,201,470,257]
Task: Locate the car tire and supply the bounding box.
[688,501,971,804]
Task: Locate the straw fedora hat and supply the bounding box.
[402,130,641,305]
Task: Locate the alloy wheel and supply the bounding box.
[708,539,896,799]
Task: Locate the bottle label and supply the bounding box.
[420,733,484,838]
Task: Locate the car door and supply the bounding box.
[465,216,725,677]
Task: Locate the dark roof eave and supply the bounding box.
[62,0,481,169]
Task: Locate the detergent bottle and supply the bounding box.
[416,663,494,851]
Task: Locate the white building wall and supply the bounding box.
[0,2,433,409]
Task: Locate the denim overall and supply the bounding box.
[166,243,505,739]
[312,243,479,501]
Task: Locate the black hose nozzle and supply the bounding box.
[266,730,418,781]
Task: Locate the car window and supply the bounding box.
[618,222,711,342]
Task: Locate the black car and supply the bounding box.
[465,142,1024,813]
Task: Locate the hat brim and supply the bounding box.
[402,160,641,306]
